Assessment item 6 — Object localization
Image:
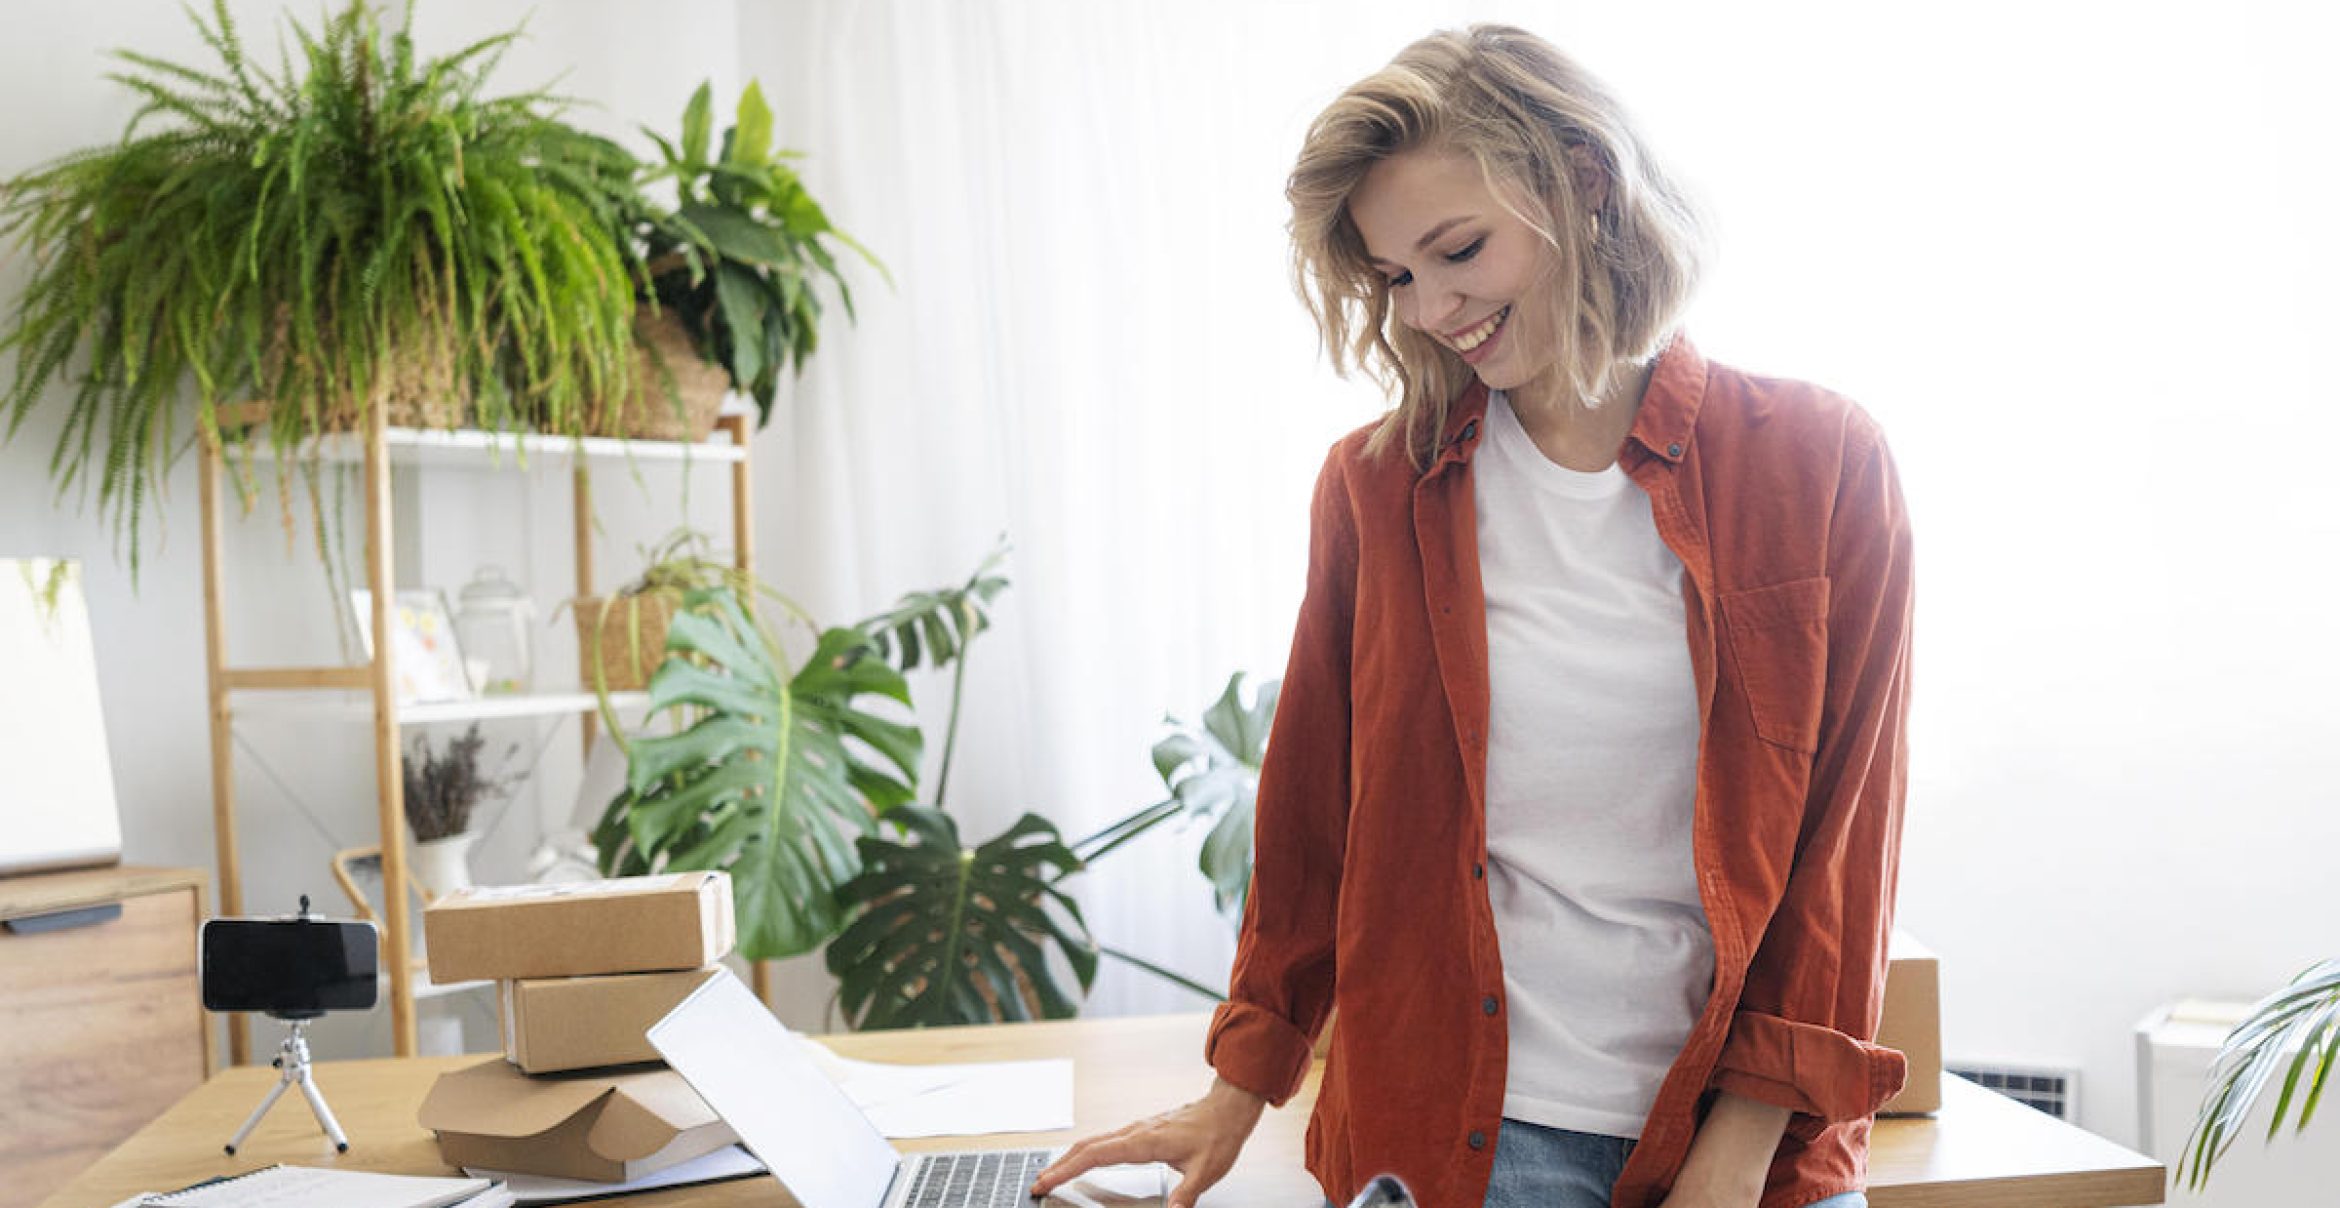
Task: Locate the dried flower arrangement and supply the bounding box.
[401,724,524,843]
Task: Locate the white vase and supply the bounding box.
[410,831,477,901]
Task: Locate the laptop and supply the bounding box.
[648,970,1168,1208]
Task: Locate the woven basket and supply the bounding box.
[280,320,468,433]
[585,308,729,443]
[573,591,680,693]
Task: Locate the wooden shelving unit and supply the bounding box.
[197,407,754,1062]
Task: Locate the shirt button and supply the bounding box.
[1667,441,1683,457]
[1468,1130,1488,1150]
[1482,995,1499,1016]
[1472,862,1485,880]
[1462,421,1479,440]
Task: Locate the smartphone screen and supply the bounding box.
[200,918,380,1013]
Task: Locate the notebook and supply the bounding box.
[647,970,1167,1208]
[140,1164,504,1208]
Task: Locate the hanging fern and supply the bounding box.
[0,0,646,574]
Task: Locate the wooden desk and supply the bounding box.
[39,1014,2162,1208]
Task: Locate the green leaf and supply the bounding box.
[827,806,1096,1029]
[598,590,921,960]
[677,201,792,266]
[713,262,768,394]
[680,80,712,171]
[2181,959,2340,1189]
[730,80,773,169]
[1142,671,1276,918]
[854,542,1012,673]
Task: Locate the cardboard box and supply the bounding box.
[502,967,725,1074]
[418,1057,736,1183]
[424,872,735,984]
[1876,929,1942,1115]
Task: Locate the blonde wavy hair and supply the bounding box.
[1289,25,1707,468]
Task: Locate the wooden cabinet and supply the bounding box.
[0,865,209,1208]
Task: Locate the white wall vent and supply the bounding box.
[1946,1059,2081,1120]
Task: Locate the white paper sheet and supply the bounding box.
[800,1040,1076,1138]
[465,1143,764,1204]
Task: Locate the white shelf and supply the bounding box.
[230,688,650,724]
[235,425,747,469]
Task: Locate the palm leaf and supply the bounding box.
[827,805,1096,1029]
[593,589,921,960]
[2180,959,2340,1189]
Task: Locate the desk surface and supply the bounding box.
[40,1014,2162,1208]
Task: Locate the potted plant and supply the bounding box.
[572,530,759,694]
[400,723,523,900]
[1064,672,1277,1004]
[591,544,1103,1026]
[0,0,646,573]
[2179,959,2340,1189]
[596,81,882,439]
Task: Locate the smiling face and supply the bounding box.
[1348,147,1566,395]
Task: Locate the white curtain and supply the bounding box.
[739,2,1426,1019]
[732,0,2340,1083]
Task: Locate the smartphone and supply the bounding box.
[199,916,380,1015]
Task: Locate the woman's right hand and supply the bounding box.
[1029,1076,1268,1208]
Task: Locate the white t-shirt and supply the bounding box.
[1474,390,1714,1139]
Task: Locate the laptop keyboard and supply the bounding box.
[905,1149,1054,1208]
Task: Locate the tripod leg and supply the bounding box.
[225,1069,297,1155]
[294,1064,351,1152]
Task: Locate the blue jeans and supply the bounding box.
[1481,1118,1869,1208]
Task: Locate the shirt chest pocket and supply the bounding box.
[1719,576,1831,754]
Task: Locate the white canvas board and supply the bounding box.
[0,559,123,875]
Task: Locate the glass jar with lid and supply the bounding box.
[455,565,536,695]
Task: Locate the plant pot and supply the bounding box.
[574,591,680,693]
[259,318,470,434]
[410,831,477,902]
[583,308,729,443]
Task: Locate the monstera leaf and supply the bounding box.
[1147,673,1278,917]
[827,805,1097,1029]
[593,587,921,959]
[855,543,1010,673]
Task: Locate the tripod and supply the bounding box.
[224,1015,348,1154]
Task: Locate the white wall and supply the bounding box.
[5,1,2337,1168]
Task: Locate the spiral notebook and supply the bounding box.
[138,1164,504,1208]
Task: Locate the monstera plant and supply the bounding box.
[593,591,922,958]
[597,545,1103,1028]
[1069,672,1278,1001]
[828,807,1094,1028]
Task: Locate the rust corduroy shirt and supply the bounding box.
[1204,337,1914,1208]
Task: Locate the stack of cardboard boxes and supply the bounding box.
[414,872,743,1182]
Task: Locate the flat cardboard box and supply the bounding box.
[503,967,725,1074]
[419,1057,737,1183]
[424,871,735,984]
[1876,929,1942,1115]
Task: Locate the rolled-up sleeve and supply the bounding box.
[1204,444,1358,1106]
[1710,411,1914,1136]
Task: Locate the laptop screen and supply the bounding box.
[649,970,901,1208]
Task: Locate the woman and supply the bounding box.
[1034,25,1911,1208]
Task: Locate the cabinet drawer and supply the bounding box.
[0,886,206,1208]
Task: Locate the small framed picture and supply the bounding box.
[351,589,475,704]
